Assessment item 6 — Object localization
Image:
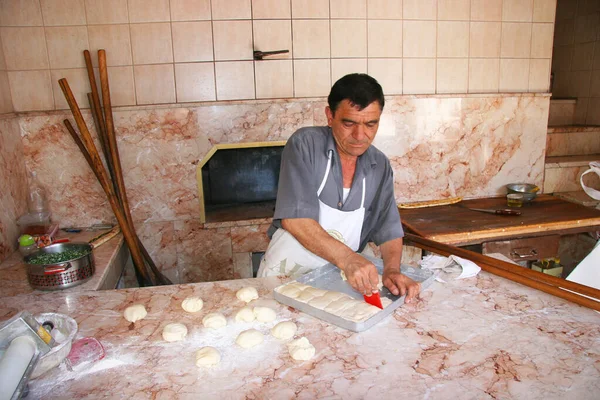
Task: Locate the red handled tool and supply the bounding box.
[364,292,384,309]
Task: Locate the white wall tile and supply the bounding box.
[134,64,176,104]
[130,23,173,64]
[170,0,211,21]
[331,0,368,19]
[213,21,253,61]
[530,23,554,58]
[470,22,502,58]
[88,24,133,67]
[533,0,557,22]
[253,20,292,59]
[85,0,129,24]
[569,70,592,98]
[367,0,402,19]
[437,21,469,58]
[128,0,170,22]
[252,0,291,19]
[573,13,600,44]
[212,0,251,20]
[403,58,435,94]
[469,58,499,92]
[50,68,89,109]
[0,0,43,26]
[293,59,331,97]
[40,0,87,26]
[292,20,330,58]
[529,58,551,92]
[368,20,402,57]
[291,0,329,18]
[502,0,534,22]
[215,61,255,100]
[438,0,470,20]
[500,22,532,58]
[0,27,49,70]
[470,0,502,21]
[8,70,54,111]
[45,26,89,69]
[368,58,402,94]
[0,71,13,113]
[172,21,213,62]
[437,58,468,93]
[403,0,437,20]
[499,58,530,91]
[175,62,216,102]
[332,58,368,83]
[331,20,367,58]
[403,20,436,57]
[103,65,136,106]
[255,59,293,98]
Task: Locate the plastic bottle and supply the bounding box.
[18,235,38,258]
[27,171,49,214]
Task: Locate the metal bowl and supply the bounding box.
[506,183,539,202]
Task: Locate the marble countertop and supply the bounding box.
[0,271,598,399]
[0,229,125,296]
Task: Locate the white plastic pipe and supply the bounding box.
[0,336,37,400]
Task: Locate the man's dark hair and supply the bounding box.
[327,73,384,115]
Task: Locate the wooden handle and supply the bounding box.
[97,50,171,286]
[58,78,154,286]
[404,233,600,311]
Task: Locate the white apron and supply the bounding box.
[257,151,367,278]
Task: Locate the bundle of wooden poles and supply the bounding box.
[58,49,171,287]
[404,233,600,312]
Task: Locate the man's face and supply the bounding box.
[326,99,382,159]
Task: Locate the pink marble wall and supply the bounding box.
[17,93,550,284]
[0,115,28,263]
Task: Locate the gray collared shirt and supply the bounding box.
[269,126,404,251]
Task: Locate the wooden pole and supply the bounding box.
[97,50,171,285]
[58,78,153,286]
[404,233,600,312]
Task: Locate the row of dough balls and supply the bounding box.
[275,281,392,322]
[122,286,316,367]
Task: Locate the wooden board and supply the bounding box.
[400,195,600,246]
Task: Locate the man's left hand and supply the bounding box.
[383,270,421,303]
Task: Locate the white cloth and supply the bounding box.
[258,151,366,278]
[581,161,600,201]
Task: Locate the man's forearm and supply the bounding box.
[281,218,355,268]
[380,237,403,272]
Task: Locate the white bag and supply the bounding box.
[580,161,600,200]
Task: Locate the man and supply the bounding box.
[257,74,420,303]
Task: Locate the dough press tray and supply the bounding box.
[273,255,435,332]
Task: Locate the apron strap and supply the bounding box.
[360,177,366,208]
[317,151,333,196]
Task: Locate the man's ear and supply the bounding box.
[325,106,334,126]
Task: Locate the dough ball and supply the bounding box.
[202,313,227,329]
[287,337,315,361]
[162,323,188,342]
[181,296,204,313]
[253,306,276,323]
[235,307,255,323]
[236,329,264,348]
[195,346,221,367]
[236,287,259,303]
[271,321,297,340]
[123,304,147,323]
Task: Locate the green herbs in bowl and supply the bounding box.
[27,247,91,265]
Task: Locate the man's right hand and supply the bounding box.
[341,253,380,295]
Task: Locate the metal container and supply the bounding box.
[25,243,94,290]
[506,183,539,202]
